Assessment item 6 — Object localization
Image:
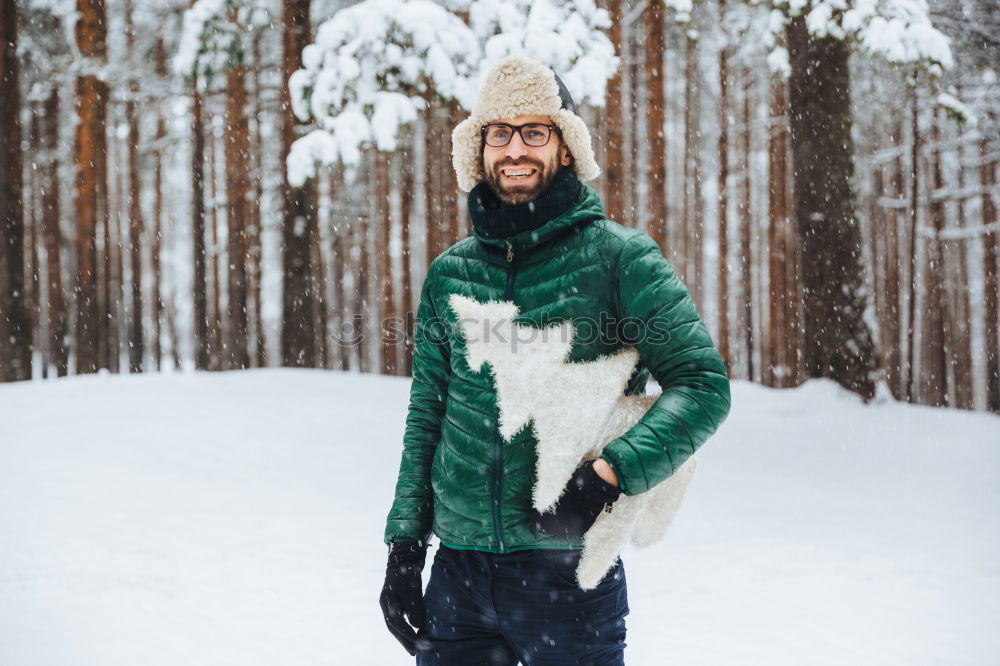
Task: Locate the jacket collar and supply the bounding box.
[470,172,606,261]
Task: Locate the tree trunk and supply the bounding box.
[869,163,884,391]
[924,110,948,406]
[982,138,999,413]
[102,121,116,372]
[73,0,108,376]
[42,86,67,376]
[644,0,668,253]
[357,205,370,373]
[152,37,166,371]
[192,66,209,370]
[717,0,731,375]
[767,75,788,388]
[683,30,702,307]
[435,109,448,253]
[400,136,414,376]
[210,129,222,371]
[423,106,440,265]
[786,128,805,387]
[786,15,876,400]
[905,81,920,403]
[25,100,40,377]
[740,73,754,382]
[434,104,457,254]
[0,0,31,382]
[106,115,125,372]
[225,59,251,370]
[377,150,396,375]
[250,30,266,368]
[693,91,705,313]
[604,0,625,225]
[329,169,347,371]
[946,136,975,409]
[311,187,327,368]
[951,135,973,409]
[329,228,344,369]
[281,0,316,367]
[165,298,182,371]
[884,119,903,399]
[448,100,465,243]
[20,95,33,378]
[627,12,641,228]
[125,0,143,373]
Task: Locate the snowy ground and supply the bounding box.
[1,369,998,665]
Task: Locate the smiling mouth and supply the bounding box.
[500,167,538,180]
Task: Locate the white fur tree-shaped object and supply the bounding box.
[448,293,697,590]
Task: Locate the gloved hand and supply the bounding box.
[379,540,428,655]
[530,460,622,539]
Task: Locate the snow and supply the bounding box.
[370,92,421,152]
[174,0,271,80]
[665,0,694,21]
[937,91,975,127]
[173,0,228,78]
[1,370,998,665]
[286,109,373,186]
[766,45,791,78]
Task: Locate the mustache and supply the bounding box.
[492,159,544,171]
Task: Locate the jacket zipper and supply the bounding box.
[492,239,517,553]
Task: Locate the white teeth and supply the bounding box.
[502,168,535,178]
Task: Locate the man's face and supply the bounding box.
[481,114,573,206]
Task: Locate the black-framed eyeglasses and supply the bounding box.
[481,123,560,148]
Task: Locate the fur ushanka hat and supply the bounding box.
[451,55,602,193]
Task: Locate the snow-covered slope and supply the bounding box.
[1,370,997,665]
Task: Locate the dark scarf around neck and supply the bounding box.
[468,167,582,240]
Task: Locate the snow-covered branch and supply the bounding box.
[174,0,269,80]
[287,0,620,186]
[768,0,953,76]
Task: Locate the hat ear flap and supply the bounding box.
[452,117,484,192]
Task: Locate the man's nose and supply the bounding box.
[504,132,529,160]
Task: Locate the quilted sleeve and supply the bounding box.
[383,259,452,544]
[599,232,731,495]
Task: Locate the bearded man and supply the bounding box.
[379,54,731,665]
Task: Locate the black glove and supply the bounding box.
[530,460,622,539]
[379,540,428,655]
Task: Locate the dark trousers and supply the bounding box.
[416,544,629,665]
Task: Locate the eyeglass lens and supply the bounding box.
[484,124,551,147]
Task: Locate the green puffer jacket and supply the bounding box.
[383,183,731,553]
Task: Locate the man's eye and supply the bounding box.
[526,130,544,140]
[490,128,511,139]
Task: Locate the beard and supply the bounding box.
[483,150,562,206]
